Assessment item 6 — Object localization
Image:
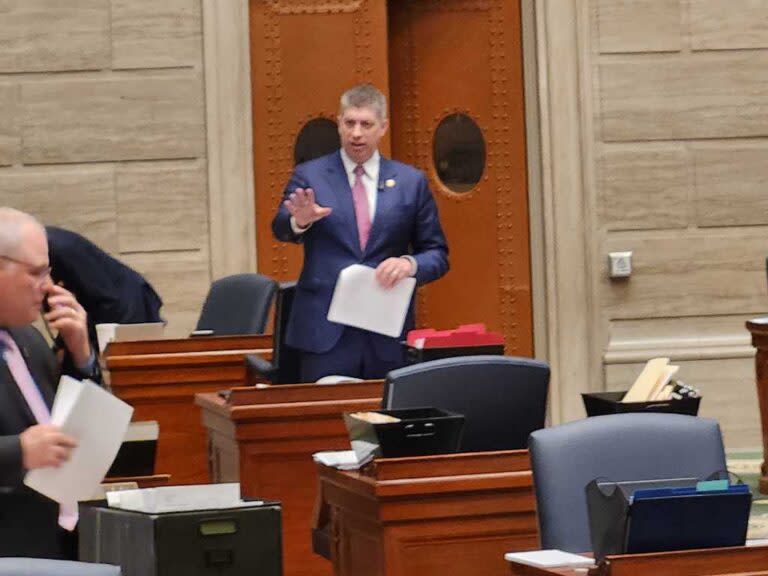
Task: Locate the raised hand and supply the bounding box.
[284,188,332,228]
[43,284,91,366]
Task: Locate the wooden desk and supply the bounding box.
[196,381,384,576]
[319,450,538,576]
[104,473,171,489]
[747,318,768,493]
[507,545,768,576]
[104,334,271,485]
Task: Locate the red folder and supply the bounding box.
[406,324,504,349]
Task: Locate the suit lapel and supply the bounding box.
[365,158,398,256]
[325,152,362,256]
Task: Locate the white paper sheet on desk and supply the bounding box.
[25,376,133,505]
[327,264,416,337]
[312,450,368,470]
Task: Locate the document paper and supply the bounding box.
[327,264,416,338]
[25,376,134,505]
[504,550,594,568]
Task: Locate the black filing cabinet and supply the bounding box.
[79,501,282,576]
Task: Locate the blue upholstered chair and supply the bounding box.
[528,413,727,552]
[383,355,550,452]
[0,558,120,576]
[195,273,278,336]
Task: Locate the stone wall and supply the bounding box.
[0,0,210,336]
[591,0,768,448]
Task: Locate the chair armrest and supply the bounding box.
[245,353,277,381]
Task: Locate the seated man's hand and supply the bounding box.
[375,257,413,289]
[20,424,77,470]
[284,187,332,228]
[43,284,91,367]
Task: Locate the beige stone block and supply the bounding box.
[596,0,681,53]
[112,0,202,69]
[122,251,210,338]
[691,0,768,51]
[602,230,767,318]
[0,84,19,166]
[22,75,205,164]
[116,161,208,253]
[600,54,768,141]
[609,315,756,348]
[606,357,760,450]
[0,167,117,251]
[599,146,689,230]
[693,146,768,227]
[0,0,108,73]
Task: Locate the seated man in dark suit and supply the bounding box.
[46,226,163,347]
[0,208,100,559]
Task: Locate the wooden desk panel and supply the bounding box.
[197,381,384,576]
[320,450,538,576]
[104,335,271,485]
[508,546,768,576]
[748,318,768,494]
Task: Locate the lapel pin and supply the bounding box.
[385,179,396,188]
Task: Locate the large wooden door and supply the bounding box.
[388,0,532,355]
[250,0,390,284]
[251,0,532,355]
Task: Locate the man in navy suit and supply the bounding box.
[272,84,449,381]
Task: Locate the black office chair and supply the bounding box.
[528,413,728,553]
[0,558,121,575]
[195,273,278,336]
[245,282,301,384]
[383,355,550,452]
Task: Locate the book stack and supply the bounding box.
[622,357,682,403]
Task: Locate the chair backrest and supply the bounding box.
[529,413,727,553]
[271,281,301,383]
[244,281,301,384]
[195,273,278,336]
[383,355,550,452]
[0,558,121,576]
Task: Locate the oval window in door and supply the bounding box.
[294,118,340,165]
[433,113,485,193]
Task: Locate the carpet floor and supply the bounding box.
[728,450,768,539]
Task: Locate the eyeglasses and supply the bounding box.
[0,255,51,282]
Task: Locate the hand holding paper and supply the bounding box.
[24,376,133,505]
[327,264,416,337]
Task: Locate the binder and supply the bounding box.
[586,478,751,562]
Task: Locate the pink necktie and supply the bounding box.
[0,330,78,530]
[352,164,372,250]
[0,331,51,424]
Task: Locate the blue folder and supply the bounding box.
[626,484,751,554]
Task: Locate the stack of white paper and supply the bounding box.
[106,483,262,513]
[25,376,133,505]
[315,375,364,385]
[312,450,366,470]
[504,550,594,568]
[327,264,416,337]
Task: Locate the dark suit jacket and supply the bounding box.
[0,326,97,559]
[46,226,163,328]
[272,151,449,358]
